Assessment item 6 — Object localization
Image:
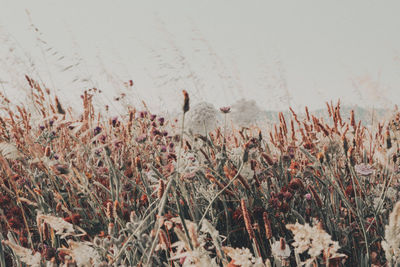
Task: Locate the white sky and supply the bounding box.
[1,0,400,114]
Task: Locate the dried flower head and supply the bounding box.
[271,238,291,259]
[182,90,190,113]
[286,222,346,264]
[55,96,66,114]
[67,240,101,266]
[354,163,374,176]
[0,142,22,160]
[223,246,259,267]
[241,199,255,240]
[158,179,165,199]
[37,212,76,238]
[230,99,262,127]
[186,101,218,134]
[263,212,273,240]
[2,240,41,267]
[382,201,400,264]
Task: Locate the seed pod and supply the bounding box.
[182,90,190,113]
[158,179,165,199]
[188,223,199,248]
[108,222,114,235]
[241,199,255,240]
[159,229,170,250]
[243,148,249,163]
[342,136,348,153]
[308,185,322,207]
[317,152,324,164]
[386,130,392,149]
[106,202,113,220]
[55,96,65,114]
[350,110,356,129]
[113,200,119,219]
[280,237,286,250]
[347,146,354,158]
[263,212,273,239]
[135,157,142,171]
[261,153,274,165]
[45,146,51,157]
[56,202,62,213]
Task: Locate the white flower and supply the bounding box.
[170,248,218,267]
[230,147,244,163]
[230,99,262,127]
[67,240,101,267]
[186,102,219,134]
[386,187,398,201]
[382,201,400,263]
[271,239,291,259]
[37,212,75,238]
[2,240,41,267]
[0,142,22,160]
[260,181,269,192]
[286,222,346,263]
[174,151,200,175]
[373,197,381,210]
[241,163,254,181]
[355,163,374,176]
[222,247,256,267]
[196,183,218,201]
[144,169,159,184]
[170,219,218,267]
[201,219,219,240]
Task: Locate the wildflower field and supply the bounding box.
[1,78,400,267]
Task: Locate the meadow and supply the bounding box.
[0,77,399,266]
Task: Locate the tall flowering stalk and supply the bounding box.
[220,106,231,147]
[146,90,190,265]
[382,201,400,265]
[241,199,261,258]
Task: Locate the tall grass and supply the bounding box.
[0,78,399,266]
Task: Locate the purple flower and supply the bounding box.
[162,131,168,136]
[139,111,147,118]
[54,154,59,160]
[112,117,118,127]
[160,146,167,152]
[135,135,147,143]
[39,125,45,131]
[95,149,103,156]
[158,117,165,126]
[355,163,374,176]
[150,114,157,121]
[287,146,296,158]
[220,106,231,114]
[99,134,107,143]
[152,128,161,136]
[94,126,102,135]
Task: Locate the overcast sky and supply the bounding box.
[1,0,400,114]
